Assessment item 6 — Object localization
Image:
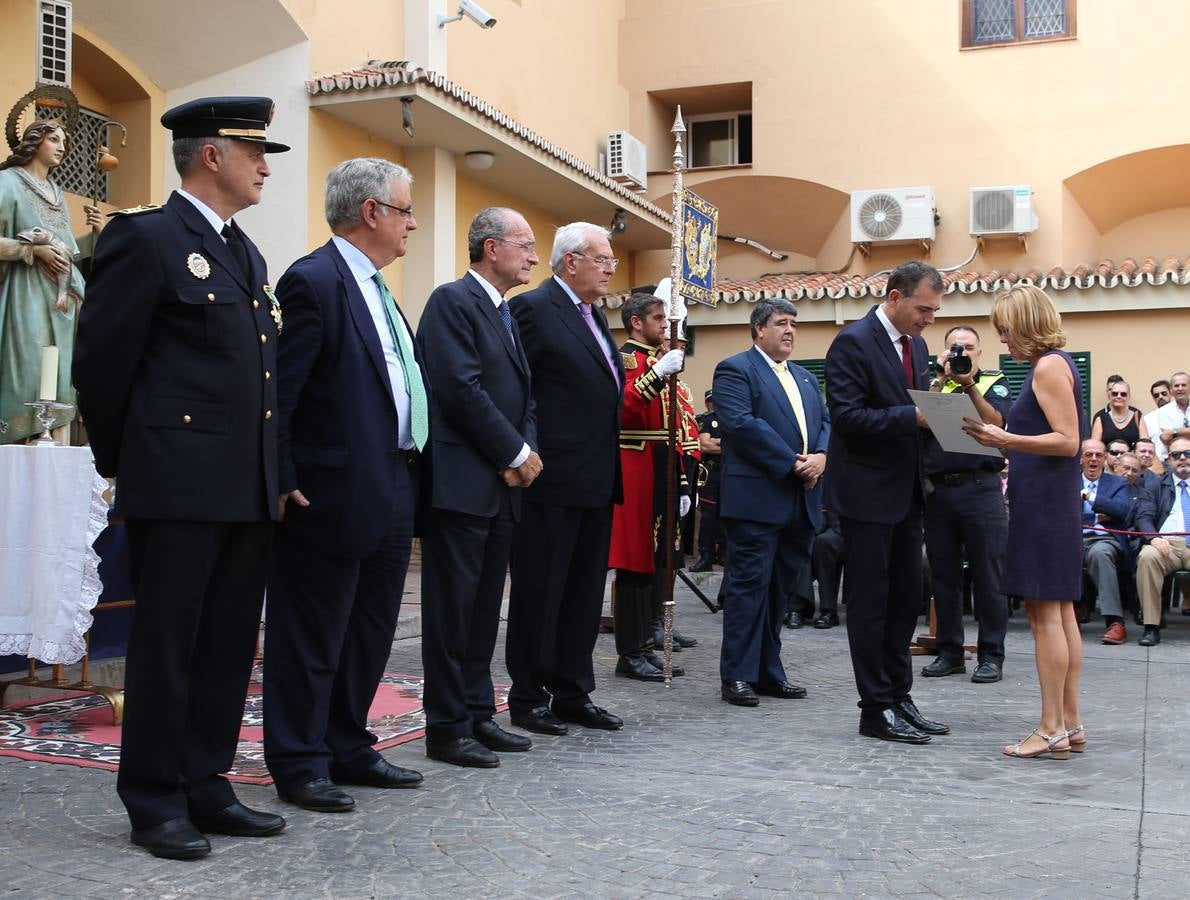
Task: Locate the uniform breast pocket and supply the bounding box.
[144,395,230,434]
[174,282,242,349]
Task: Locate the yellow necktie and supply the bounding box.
[773,362,808,454]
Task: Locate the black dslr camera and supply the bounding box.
[948,343,972,376]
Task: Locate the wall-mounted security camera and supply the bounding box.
[438,0,497,29]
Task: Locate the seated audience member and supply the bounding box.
[1144,381,1171,462]
[1156,372,1190,464]
[1133,437,1190,646]
[1091,380,1146,449]
[1135,438,1163,492]
[1105,439,1131,475]
[1079,439,1135,645]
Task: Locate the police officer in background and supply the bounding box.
[74,97,289,859]
[920,324,1013,684]
[692,390,722,572]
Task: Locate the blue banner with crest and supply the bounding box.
[680,190,718,307]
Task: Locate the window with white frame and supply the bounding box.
[686,112,752,169]
[37,1,72,86]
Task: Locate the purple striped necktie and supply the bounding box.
[580,302,619,386]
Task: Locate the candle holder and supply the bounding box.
[23,400,73,445]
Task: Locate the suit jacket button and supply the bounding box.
[264,370,271,380]
[182,414,192,424]
[207,293,216,302]
[264,409,272,420]
[260,334,267,344]
[252,299,260,309]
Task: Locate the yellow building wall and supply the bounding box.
[279,0,404,76]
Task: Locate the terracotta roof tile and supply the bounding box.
[306,62,669,224]
[603,256,1190,308]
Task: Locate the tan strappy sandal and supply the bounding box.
[1003,728,1070,760]
[1066,723,1086,753]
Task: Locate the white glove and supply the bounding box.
[652,348,685,378]
[679,495,692,518]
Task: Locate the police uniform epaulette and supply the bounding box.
[983,369,1003,377]
[621,351,638,370]
[106,204,162,217]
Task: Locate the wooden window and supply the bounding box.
[686,112,752,169]
[962,0,1075,48]
[36,1,72,86]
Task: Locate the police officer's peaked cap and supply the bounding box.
[161,96,290,153]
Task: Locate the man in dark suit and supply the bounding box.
[1079,438,1136,645]
[73,97,289,859]
[416,207,541,767]
[506,222,625,735]
[264,158,426,813]
[1135,436,1190,645]
[824,260,948,744]
[712,299,830,706]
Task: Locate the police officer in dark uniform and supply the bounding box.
[73,97,289,860]
[920,324,1013,684]
[692,389,722,571]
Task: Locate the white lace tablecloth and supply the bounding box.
[0,445,107,664]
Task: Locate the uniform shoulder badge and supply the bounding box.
[264,285,282,334]
[621,351,638,370]
[992,383,1010,398]
[186,252,211,279]
[107,204,161,218]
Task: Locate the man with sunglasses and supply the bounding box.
[1105,439,1131,475]
[1134,438,1190,645]
[264,158,427,811]
[1144,380,1171,463]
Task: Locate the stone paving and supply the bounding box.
[3,574,1189,899]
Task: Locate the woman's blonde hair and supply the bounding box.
[990,284,1066,359]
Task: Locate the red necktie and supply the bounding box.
[900,335,914,385]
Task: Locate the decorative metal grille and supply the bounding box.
[1025,0,1067,37]
[973,0,1015,43]
[36,103,106,201]
[36,1,71,87]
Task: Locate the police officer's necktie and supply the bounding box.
[772,361,808,454]
[1179,480,1190,533]
[899,335,914,385]
[371,271,428,452]
[221,223,251,283]
[497,299,515,343]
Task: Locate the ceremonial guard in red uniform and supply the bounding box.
[609,292,699,681]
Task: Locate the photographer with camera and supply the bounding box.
[922,325,1014,683]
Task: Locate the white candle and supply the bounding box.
[39,346,58,401]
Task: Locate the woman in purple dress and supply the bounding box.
[964,285,1084,760]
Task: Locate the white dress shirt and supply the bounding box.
[1159,479,1190,535]
[466,269,530,468]
[331,235,413,449]
[177,189,232,237]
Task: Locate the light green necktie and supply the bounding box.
[372,271,428,451]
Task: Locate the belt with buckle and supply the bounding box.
[931,471,975,487]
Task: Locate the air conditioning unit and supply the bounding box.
[607,131,648,191]
[850,187,936,244]
[969,185,1038,236]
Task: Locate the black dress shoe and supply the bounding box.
[812,611,839,629]
[277,778,355,812]
[191,802,285,837]
[650,627,682,652]
[921,657,966,677]
[1139,625,1161,647]
[426,735,500,768]
[553,701,623,730]
[690,554,713,572]
[895,699,949,735]
[130,818,211,860]
[783,610,804,629]
[858,708,931,744]
[615,653,665,681]
[971,661,1003,683]
[672,629,698,649]
[642,650,685,676]
[332,757,424,788]
[754,680,808,699]
[473,719,532,752]
[510,706,568,735]
[721,680,759,707]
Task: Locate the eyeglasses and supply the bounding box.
[1153,390,1170,399]
[494,238,536,253]
[372,199,415,219]
[571,251,620,270]
[1106,449,1124,456]
[1109,391,1129,398]
[1170,450,1190,460]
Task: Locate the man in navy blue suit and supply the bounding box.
[264,158,427,811]
[1079,438,1136,645]
[416,207,541,768]
[825,261,948,744]
[712,299,830,707]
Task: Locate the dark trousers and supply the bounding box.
[506,502,612,714]
[420,497,515,742]
[841,501,924,710]
[613,569,653,656]
[263,464,413,789]
[924,473,1009,665]
[812,528,844,613]
[697,494,720,556]
[119,519,272,829]
[719,505,813,684]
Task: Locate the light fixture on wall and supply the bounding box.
[464,150,495,170]
[609,209,627,235]
[438,0,497,29]
[401,97,415,138]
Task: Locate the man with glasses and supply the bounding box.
[1105,439,1131,475]
[505,222,626,736]
[1078,439,1135,645]
[1134,437,1190,646]
[264,158,427,812]
[1144,380,1172,463]
[416,207,541,768]
[1157,372,1190,464]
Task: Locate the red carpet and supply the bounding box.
[0,665,508,784]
